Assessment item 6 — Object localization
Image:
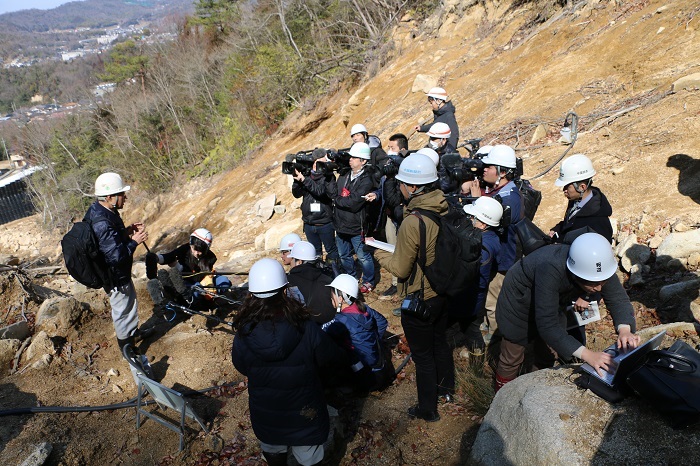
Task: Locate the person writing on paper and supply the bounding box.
[494,232,641,392]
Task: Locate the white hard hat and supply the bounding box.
[191,228,213,246]
[95,172,130,196]
[480,144,516,169]
[396,153,438,185]
[475,145,493,157]
[248,258,289,298]
[288,241,317,261]
[426,87,448,101]
[350,124,368,136]
[555,154,596,187]
[416,147,439,167]
[279,233,302,251]
[463,197,503,227]
[349,142,371,160]
[327,273,359,305]
[566,233,618,282]
[426,122,451,139]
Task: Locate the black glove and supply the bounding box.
[145,252,158,280]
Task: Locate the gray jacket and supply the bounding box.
[496,244,635,360]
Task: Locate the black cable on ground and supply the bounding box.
[395,353,412,375]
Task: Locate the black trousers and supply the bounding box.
[401,295,454,413]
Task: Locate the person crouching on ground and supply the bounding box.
[494,232,641,392]
[322,274,393,393]
[231,258,347,466]
[147,228,232,308]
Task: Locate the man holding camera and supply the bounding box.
[329,142,376,294]
[292,149,339,266]
[462,145,524,340]
[374,153,452,422]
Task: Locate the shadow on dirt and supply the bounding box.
[667,154,700,205]
[0,383,38,454]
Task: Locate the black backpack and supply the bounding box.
[61,219,111,290]
[514,178,542,221]
[411,206,482,297]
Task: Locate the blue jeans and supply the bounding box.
[304,222,339,260]
[336,232,374,284]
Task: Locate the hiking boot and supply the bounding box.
[378,285,397,300]
[359,282,375,294]
[133,326,155,343]
[407,405,440,422]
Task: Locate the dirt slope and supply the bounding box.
[1,1,700,465]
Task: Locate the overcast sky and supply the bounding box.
[0,0,79,15]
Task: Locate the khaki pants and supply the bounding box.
[385,220,398,287]
[484,271,505,333]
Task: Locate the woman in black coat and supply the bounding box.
[231,258,346,466]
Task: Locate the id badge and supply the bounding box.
[310,202,321,212]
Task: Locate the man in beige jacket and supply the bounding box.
[373,153,451,422]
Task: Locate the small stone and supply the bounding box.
[648,235,664,249]
[672,72,700,91]
[611,167,625,175]
[113,384,123,393]
[19,441,52,466]
[530,125,547,145]
[688,252,700,267]
[657,27,665,34]
[559,413,572,421]
[656,5,668,13]
[273,205,286,215]
[459,348,470,360]
[188,215,196,223]
[107,368,119,377]
[673,222,690,232]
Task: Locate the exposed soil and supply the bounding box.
[1,0,700,464]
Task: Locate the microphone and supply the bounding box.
[146,279,165,305]
[168,267,189,297]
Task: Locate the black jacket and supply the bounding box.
[419,101,460,149]
[496,244,636,360]
[84,201,136,289]
[288,263,336,324]
[292,171,336,226]
[330,168,375,236]
[159,243,217,274]
[232,319,347,446]
[550,187,613,243]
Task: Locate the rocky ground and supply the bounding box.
[1,0,700,464]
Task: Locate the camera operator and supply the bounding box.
[292,149,339,268]
[328,142,376,294]
[378,133,410,300]
[414,87,460,150]
[461,145,524,342]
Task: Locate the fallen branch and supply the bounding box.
[10,336,32,375]
[587,104,641,132]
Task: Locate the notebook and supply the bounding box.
[580,330,666,387]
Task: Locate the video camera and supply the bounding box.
[441,153,485,184]
[281,150,319,176]
[315,149,351,175]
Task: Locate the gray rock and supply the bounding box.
[672,72,700,91]
[647,235,664,249]
[264,219,303,250]
[19,442,52,466]
[530,124,547,144]
[0,320,30,340]
[656,229,700,267]
[273,205,286,215]
[0,339,20,376]
[471,368,611,465]
[470,364,700,466]
[622,244,651,273]
[131,261,146,279]
[628,264,645,286]
[411,74,438,93]
[254,193,276,220]
[36,297,89,335]
[26,330,55,361]
[658,279,700,302]
[615,233,637,258]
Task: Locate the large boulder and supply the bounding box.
[656,229,700,269]
[470,364,700,465]
[616,234,651,273]
[263,218,303,250]
[36,296,90,335]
